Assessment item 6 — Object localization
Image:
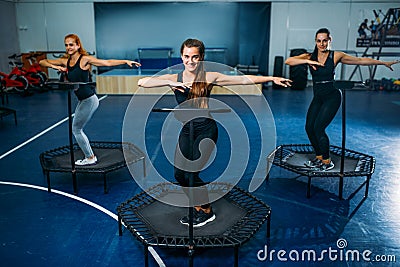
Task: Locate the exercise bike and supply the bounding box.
[25,52,49,85]
[8,54,45,90]
[0,68,29,94]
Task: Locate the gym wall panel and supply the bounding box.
[94,2,240,69]
[15,2,96,79]
[0,1,19,72]
[270,2,398,80]
[94,2,270,74]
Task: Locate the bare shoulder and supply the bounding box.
[333,51,347,63]
[206,71,223,83]
[81,55,95,64]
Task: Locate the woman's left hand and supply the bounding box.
[273,77,292,87]
[127,60,141,68]
[385,60,400,71]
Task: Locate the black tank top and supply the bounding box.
[174,71,190,104]
[174,71,213,125]
[309,50,336,95]
[174,71,212,104]
[67,54,95,100]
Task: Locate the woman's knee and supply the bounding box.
[72,126,81,136]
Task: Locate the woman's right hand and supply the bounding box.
[53,65,67,72]
[307,60,324,70]
[170,81,192,92]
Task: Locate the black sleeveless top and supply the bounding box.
[309,50,337,95]
[174,71,213,125]
[67,54,95,100]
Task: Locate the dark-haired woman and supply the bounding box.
[139,38,291,227]
[285,28,399,171]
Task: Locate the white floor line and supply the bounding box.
[0,95,108,160]
[0,180,166,267]
[0,94,167,266]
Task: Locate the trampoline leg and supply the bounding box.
[118,215,122,236]
[339,175,344,200]
[103,173,108,194]
[72,171,77,194]
[234,246,239,267]
[144,245,149,267]
[266,211,271,238]
[142,159,146,177]
[365,175,370,198]
[46,171,51,192]
[307,176,311,198]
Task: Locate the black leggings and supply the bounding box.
[174,119,218,208]
[305,89,341,159]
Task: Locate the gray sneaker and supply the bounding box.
[305,158,322,168]
[315,161,335,171]
[75,156,97,166]
[180,209,216,227]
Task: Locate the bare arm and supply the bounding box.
[208,72,292,87]
[84,56,141,68]
[39,58,67,72]
[285,53,324,70]
[336,51,400,71]
[138,74,189,92]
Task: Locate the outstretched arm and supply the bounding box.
[84,56,141,68]
[208,72,292,87]
[336,51,400,71]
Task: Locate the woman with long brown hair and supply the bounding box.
[139,38,291,227]
[40,33,140,165]
[285,28,399,171]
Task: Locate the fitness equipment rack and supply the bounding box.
[352,8,400,88]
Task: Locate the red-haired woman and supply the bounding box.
[40,34,140,165]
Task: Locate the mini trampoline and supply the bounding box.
[117,182,271,267]
[39,141,145,193]
[266,144,375,198]
[266,81,375,199]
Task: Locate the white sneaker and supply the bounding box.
[75,156,97,166]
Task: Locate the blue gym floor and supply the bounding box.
[0,85,399,267]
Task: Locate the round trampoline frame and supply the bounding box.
[39,141,145,193]
[117,182,271,267]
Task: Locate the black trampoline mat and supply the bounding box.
[284,152,360,172]
[44,147,126,169]
[136,193,247,237]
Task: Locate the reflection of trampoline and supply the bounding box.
[117,182,271,267]
[267,81,376,199]
[266,144,375,198]
[39,141,145,193]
